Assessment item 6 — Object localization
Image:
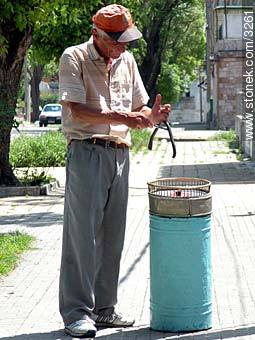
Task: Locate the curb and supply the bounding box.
[0,180,60,198]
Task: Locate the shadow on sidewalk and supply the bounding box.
[96,324,255,339]
[1,325,255,340]
[159,162,255,184]
[0,211,63,227]
[1,197,64,205]
[0,330,68,340]
[119,242,149,286]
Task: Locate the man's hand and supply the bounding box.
[151,94,171,125]
[124,112,154,129]
[141,94,171,126]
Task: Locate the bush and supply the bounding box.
[208,129,239,149]
[18,169,55,186]
[130,129,152,153]
[10,129,152,168]
[10,131,67,167]
[39,93,59,108]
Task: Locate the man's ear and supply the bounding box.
[92,28,98,39]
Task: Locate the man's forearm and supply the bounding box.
[62,101,153,129]
[63,101,127,125]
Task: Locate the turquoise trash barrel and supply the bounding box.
[148,177,212,332]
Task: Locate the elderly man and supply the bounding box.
[59,4,171,338]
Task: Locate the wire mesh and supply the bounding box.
[148,177,211,199]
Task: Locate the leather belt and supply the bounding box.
[84,138,128,149]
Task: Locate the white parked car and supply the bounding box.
[39,103,62,127]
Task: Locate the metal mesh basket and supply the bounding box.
[148,177,212,217]
[148,177,211,198]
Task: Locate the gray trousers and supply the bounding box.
[59,140,129,325]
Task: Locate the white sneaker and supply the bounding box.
[93,311,135,328]
[65,316,97,338]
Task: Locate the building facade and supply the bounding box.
[205,0,252,129]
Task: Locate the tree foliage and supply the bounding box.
[32,1,102,63]
[157,0,206,103]
[135,0,205,104]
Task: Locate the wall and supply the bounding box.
[213,52,243,128]
[235,115,255,160]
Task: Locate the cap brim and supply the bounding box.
[117,25,142,42]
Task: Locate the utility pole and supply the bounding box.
[205,0,214,126]
[24,57,31,123]
[199,68,203,123]
[223,0,228,39]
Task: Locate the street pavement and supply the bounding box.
[0,132,255,339]
[11,124,60,140]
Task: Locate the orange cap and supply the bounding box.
[92,4,142,42]
[93,4,132,32]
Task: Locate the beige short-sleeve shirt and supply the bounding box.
[59,38,149,145]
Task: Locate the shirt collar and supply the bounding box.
[87,36,102,61]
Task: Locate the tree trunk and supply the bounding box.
[0,27,32,185]
[139,19,162,106]
[139,0,181,105]
[0,69,22,185]
[31,64,44,122]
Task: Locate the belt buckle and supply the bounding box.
[105,140,111,148]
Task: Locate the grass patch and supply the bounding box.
[208,129,236,142]
[130,129,152,154]
[212,150,230,155]
[0,231,35,276]
[208,129,242,157]
[208,129,239,148]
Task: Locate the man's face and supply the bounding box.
[93,29,128,59]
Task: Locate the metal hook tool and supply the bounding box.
[148,121,176,158]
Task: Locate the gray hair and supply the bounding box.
[92,24,109,39]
